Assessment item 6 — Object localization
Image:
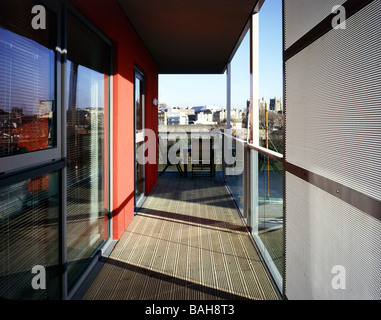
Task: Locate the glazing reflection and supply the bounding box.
[0,27,55,158]
[0,171,60,300]
[66,12,110,289]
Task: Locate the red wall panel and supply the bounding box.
[69,0,159,239]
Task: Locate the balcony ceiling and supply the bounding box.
[117,0,262,74]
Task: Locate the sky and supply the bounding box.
[158,0,283,109]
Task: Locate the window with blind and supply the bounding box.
[66,12,110,289]
[0,0,62,300]
[0,0,111,300]
[0,0,57,161]
[0,170,60,300]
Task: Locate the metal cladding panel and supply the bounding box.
[285,173,381,300]
[284,0,346,49]
[285,1,381,202]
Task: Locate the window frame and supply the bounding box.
[0,0,114,300]
[64,1,114,299]
[133,66,146,213]
[0,0,63,174]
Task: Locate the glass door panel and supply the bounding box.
[251,149,284,291]
[66,12,110,289]
[0,170,60,300]
[134,70,145,211]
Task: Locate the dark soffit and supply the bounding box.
[117,0,261,74]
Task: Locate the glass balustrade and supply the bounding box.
[224,137,245,216]
[251,148,284,290]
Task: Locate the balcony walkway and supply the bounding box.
[83,173,279,300]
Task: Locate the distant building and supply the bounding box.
[213,111,221,123]
[158,111,167,125]
[269,97,282,112]
[231,108,244,122]
[188,114,196,124]
[167,110,180,125]
[259,98,266,111]
[269,98,276,111]
[220,109,227,122]
[192,106,207,113]
[179,113,189,125]
[195,110,216,125]
[158,103,169,111]
[179,108,195,125]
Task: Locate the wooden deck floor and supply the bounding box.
[83,173,279,300]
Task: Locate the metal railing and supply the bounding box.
[156,129,284,293]
[221,132,284,294]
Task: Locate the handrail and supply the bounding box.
[219,131,284,162]
[219,131,247,145]
[247,144,284,162]
[158,130,284,162]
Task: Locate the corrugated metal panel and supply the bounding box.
[285,1,381,202]
[285,173,381,300]
[284,0,346,49]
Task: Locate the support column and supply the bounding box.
[250,13,259,146]
[226,62,231,130]
[249,13,259,233]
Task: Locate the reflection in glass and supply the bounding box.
[135,141,144,198]
[135,77,143,132]
[134,71,145,208]
[0,171,60,300]
[0,27,55,158]
[66,13,110,289]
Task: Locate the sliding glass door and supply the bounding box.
[65,11,111,290]
[0,0,112,300]
[0,0,62,300]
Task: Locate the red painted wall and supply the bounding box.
[69,0,159,240]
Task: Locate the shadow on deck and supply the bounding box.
[82,173,280,300]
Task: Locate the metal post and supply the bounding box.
[265,103,270,199]
[251,13,259,147]
[249,13,259,231]
[61,1,68,300]
[226,62,231,130]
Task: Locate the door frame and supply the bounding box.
[134,67,146,213]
